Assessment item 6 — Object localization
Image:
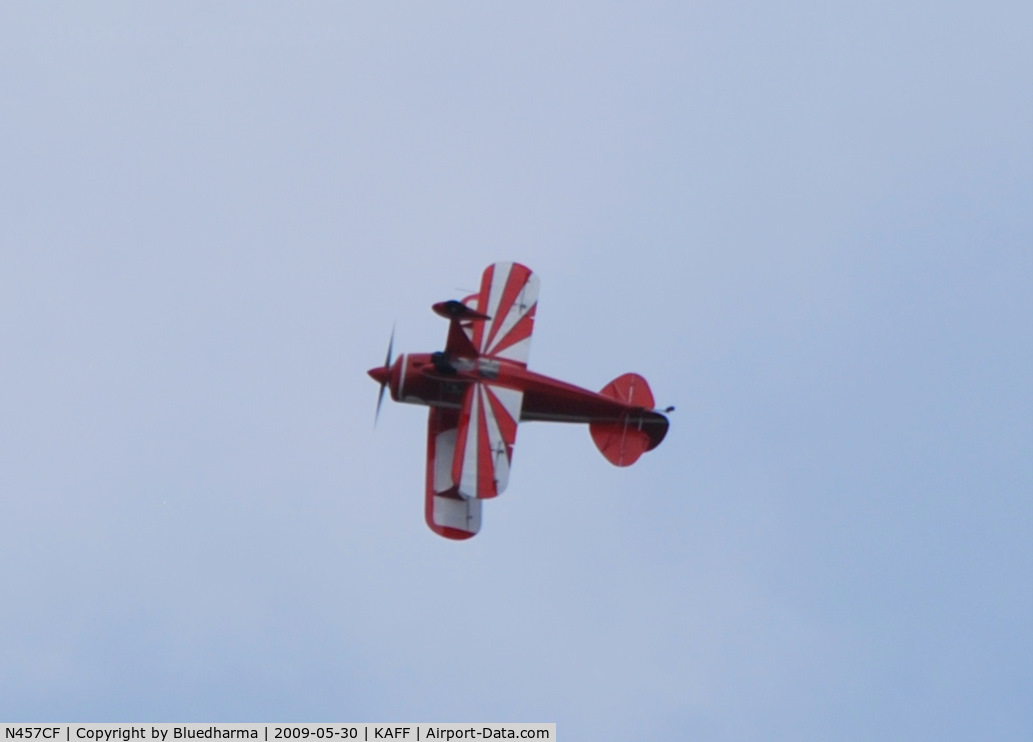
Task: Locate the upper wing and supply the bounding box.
[467,262,539,367]
[451,381,524,499]
[425,406,481,539]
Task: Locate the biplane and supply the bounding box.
[368,262,671,539]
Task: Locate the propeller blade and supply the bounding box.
[374,324,395,427]
[375,381,387,425]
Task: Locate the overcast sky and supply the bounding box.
[1,3,1030,740]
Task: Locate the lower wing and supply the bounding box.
[425,407,481,539]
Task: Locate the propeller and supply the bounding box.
[368,325,394,426]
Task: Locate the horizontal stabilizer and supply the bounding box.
[432,299,491,321]
[590,373,669,466]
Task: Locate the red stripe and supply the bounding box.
[471,265,495,353]
[451,385,475,488]
[435,525,477,540]
[476,385,497,498]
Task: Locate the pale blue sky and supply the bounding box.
[1,4,1030,740]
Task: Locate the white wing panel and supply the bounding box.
[432,493,482,533]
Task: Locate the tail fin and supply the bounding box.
[590,373,669,466]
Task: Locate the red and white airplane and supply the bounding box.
[368,262,671,540]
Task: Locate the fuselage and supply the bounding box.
[367,352,641,424]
